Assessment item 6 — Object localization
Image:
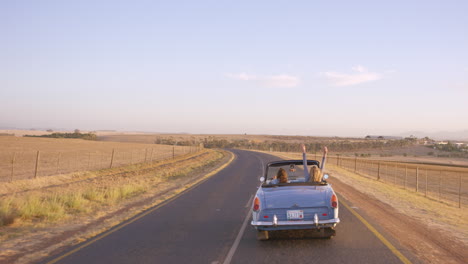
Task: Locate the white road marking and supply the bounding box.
[222,152,262,263]
[223,209,252,264]
[258,155,265,176]
[252,153,265,178]
[245,194,254,208]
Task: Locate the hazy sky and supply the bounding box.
[2,0,467,137]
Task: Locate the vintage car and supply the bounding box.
[251,160,340,240]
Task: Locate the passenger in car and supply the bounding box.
[309,165,323,182]
[301,144,327,183]
[271,168,289,184]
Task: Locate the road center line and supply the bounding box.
[245,194,254,208]
[223,209,252,264]
[223,152,261,263]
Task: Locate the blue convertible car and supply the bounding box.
[251,159,340,240]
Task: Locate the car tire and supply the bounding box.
[257,230,269,240]
[323,227,336,239]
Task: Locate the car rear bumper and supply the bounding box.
[251,217,340,231]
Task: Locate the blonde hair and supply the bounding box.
[309,165,323,182]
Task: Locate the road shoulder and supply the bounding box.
[328,168,467,264]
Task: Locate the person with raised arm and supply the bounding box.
[301,144,328,182]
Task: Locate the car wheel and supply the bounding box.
[257,230,269,240]
[322,228,336,239]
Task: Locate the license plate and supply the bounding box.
[287,210,304,220]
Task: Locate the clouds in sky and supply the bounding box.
[226,73,300,88]
[227,66,382,89]
[321,65,383,87]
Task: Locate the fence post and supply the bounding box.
[377,163,381,180]
[425,170,428,197]
[34,150,40,179]
[416,167,419,193]
[403,166,407,189]
[385,164,388,182]
[438,171,441,201]
[74,152,78,170]
[394,165,397,185]
[144,149,148,163]
[337,154,340,166]
[459,174,462,208]
[110,149,115,168]
[56,152,61,174]
[150,148,154,161]
[10,152,16,182]
[354,157,357,172]
[173,146,175,159]
[88,152,91,169]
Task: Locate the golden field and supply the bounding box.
[0,136,199,181]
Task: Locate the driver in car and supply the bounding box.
[270,168,289,184]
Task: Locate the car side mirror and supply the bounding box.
[323,174,329,180]
[260,177,265,182]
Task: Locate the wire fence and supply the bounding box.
[327,155,468,208]
[0,145,202,182]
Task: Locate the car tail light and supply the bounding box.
[331,194,338,208]
[253,197,260,211]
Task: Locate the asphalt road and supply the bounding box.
[43,149,416,264]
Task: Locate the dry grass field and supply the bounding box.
[97,133,308,144]
[0,136,199,182]
[328,155,468,208]
[99,132,468,165]
[97,132,365,144]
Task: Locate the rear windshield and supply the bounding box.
[265,163,307,183]
[263,161,327,187]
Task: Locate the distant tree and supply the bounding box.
[23,131,97,140]
[74,129,81,134]
[404,135,417,142]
